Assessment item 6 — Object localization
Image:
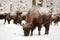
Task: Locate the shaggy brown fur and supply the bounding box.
[22,6,52,36]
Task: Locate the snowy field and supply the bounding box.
[0,20,60,40]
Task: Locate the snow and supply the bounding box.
[0,20,60,40]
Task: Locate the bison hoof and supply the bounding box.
[4,23,5,24]
[38,34,40,35]
[24,35,28,36]
[45,33,49,35]
[30,34,33,36]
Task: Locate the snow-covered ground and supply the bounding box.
[0,20,60,40]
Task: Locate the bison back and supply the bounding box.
[26,7,43,25]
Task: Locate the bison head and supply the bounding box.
[21,23,31,36]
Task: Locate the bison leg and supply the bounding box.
[30,29,33,36]
[44,24,50,35]
[8,20,11,24]
[38,25,42,35]
[4,19,6,24]
[13,20,17,24]
[17,20,21,25]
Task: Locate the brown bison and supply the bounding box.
[4,13,11,24]
[0,14,7,19]
[4,11,22,24]
[51,13,60,25]
[13,11,22,24]
[0,13,10,24]
[22,6,52,36]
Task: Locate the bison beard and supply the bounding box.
[22,6,52,36]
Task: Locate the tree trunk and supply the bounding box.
[32,0,36,6]
[38,0,43,7]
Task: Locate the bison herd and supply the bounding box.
[0,6,60,36]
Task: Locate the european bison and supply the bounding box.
[4,11,22,24]
[0,13,10,24]
[4,13,11,24]
[21,12,27,20]
[0,14,7,19]
[51,13,60,25]
[22,6,52,36]
[13,11,22,24]
[4,13,16,24]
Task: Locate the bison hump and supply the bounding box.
[39,7,51,16]
[30,7,41,18]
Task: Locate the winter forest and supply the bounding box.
[0,0,60,40]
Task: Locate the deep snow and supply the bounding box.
[0,20,60,40]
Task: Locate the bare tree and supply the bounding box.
[10,4,12,11]
[0,3,2,7]
[32,0,36,6]
[46,0,53,13]
[39,0,43,7]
